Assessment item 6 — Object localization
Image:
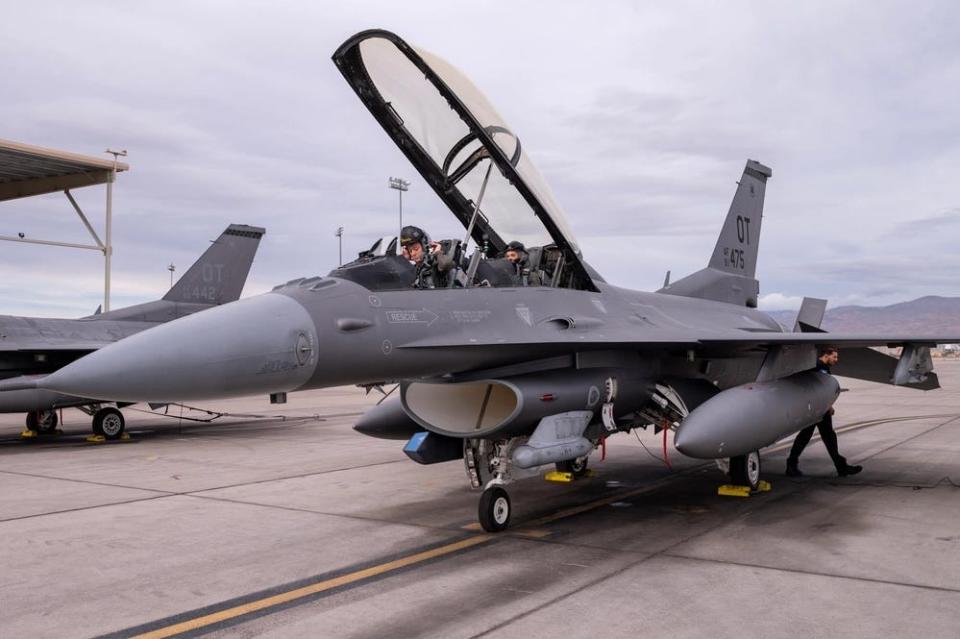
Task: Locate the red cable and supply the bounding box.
[600,435,606,461]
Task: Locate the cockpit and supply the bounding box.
[332,30,599,293]
[329,235,571,292]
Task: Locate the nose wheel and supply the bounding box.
[478,486,511,533]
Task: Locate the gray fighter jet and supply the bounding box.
[35,31,959,530]
[0,223,264,438]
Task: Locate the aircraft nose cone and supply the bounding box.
[42,293,318,403]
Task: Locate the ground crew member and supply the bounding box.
[786,346,863,477]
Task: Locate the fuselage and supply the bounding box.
[39,275,786,405]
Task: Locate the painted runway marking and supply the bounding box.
[108,412,957,638]
[110,536,493,639]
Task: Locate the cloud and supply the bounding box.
[1,2,959,318]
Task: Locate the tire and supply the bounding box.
[555,455,589,478]
[478,486,511,533]
[25,411,58,433]
[729,451,761,490]
[93,408,125,440]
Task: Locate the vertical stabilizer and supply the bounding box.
[163,224,265,304]
[659,160,772,307]
[707,159,770,279]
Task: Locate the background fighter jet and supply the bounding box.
[0,223,264,438]
[35,31,959,530]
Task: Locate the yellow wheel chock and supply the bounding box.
[718,480,771,497]
[84,433,132,444]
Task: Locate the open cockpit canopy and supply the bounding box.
[333,30,596,291]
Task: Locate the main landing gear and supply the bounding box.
[91,407,126,439]
[25,410,59,435]
[718,450,771,497]
[728,450,762,490]
[555,455,590,479]
[23,405,127,441]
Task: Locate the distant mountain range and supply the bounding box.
[764,296,960,336]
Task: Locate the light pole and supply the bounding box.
[388,177,410,240]
[335,226,344,265]
[168,263,176,287]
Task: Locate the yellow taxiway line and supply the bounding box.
[131,535,491,639]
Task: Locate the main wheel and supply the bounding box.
[25,410,58,434]
[93,408,125,440]
[555,455,589,478]
[729,450,761,490]
[478,486,511,533]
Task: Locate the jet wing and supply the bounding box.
[698,332,960,349]
[0,317,148,353]
[401,331,959,350]
[333,30,595,290]
[400,329,960,357]
[401,328,957,390]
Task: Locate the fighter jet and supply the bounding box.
[0,223,264,438]
[35,30,959,530]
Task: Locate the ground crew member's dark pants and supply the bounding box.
[787,412,847,471]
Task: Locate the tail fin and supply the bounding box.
[659,159,771,307]
[163,224,265,304]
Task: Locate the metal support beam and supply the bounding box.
[104,170,114,311]
[0,235,102,251]
[102,149,126,313]
[64,189,105,249]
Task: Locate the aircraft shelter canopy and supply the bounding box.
[0,137,129,312]
[0,138,129,202]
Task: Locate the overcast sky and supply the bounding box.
[2,1,958,317]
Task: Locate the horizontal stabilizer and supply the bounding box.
[832,346,940,391]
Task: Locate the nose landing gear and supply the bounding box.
[478,486,511,533]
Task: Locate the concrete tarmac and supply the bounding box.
[1,363,958,638]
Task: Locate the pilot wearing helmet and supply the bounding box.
[400,225,454,288]
[501,240,541,286]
